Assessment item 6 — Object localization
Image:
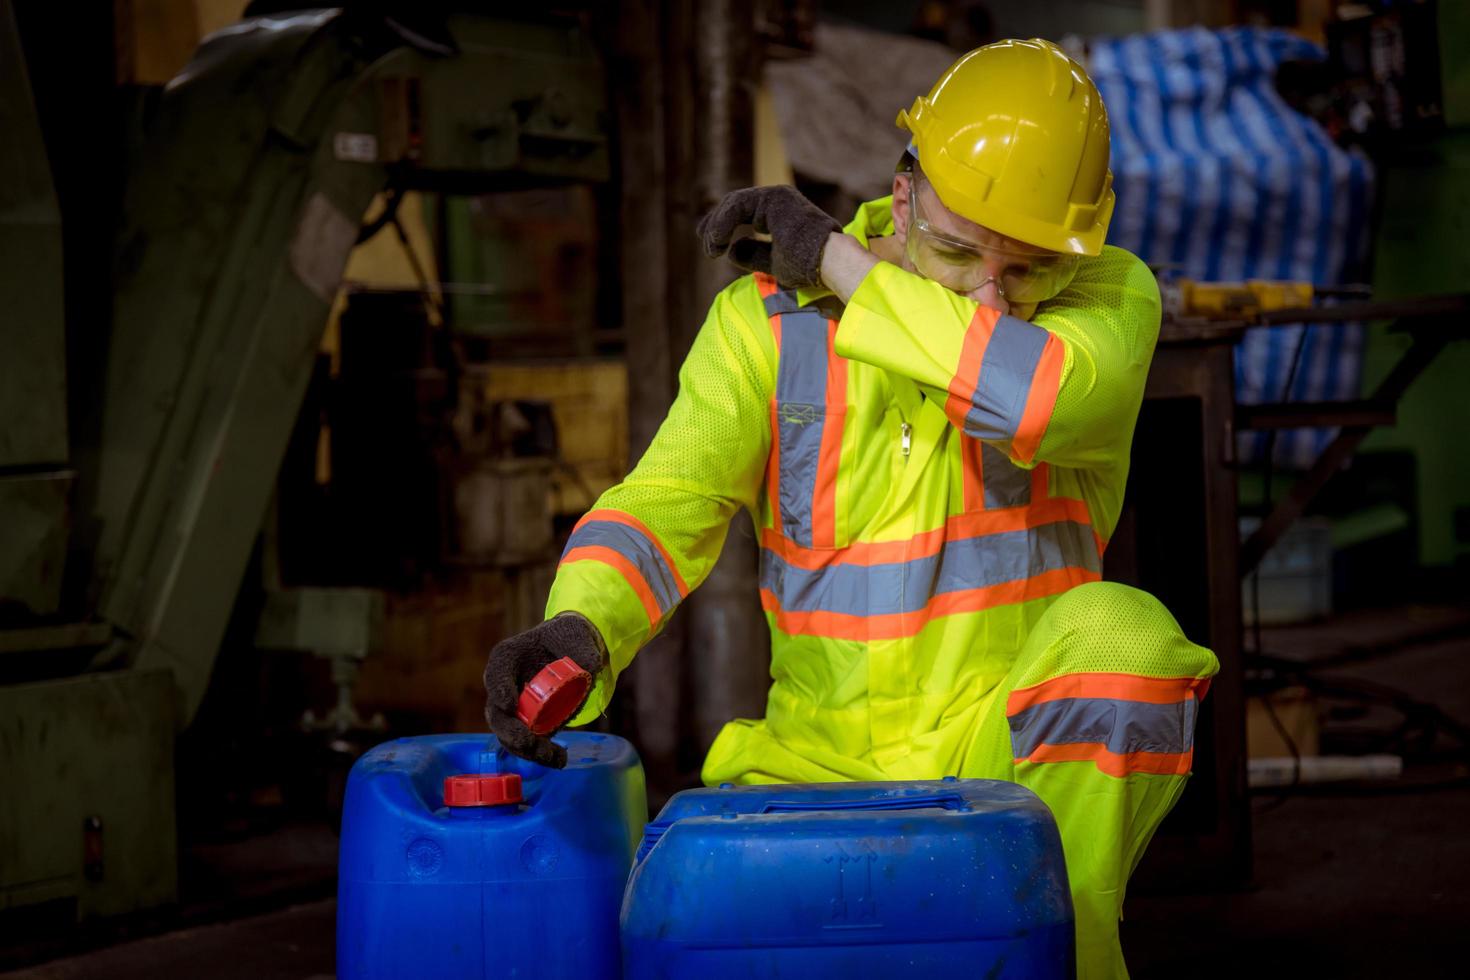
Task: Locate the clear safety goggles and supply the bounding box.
[905,181,1079,303]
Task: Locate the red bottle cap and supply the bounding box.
[516,657,592,736]
[443,773,522,807]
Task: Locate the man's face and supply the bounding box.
[890,172,1073,316]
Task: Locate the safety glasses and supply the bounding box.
[905,181,1079,303]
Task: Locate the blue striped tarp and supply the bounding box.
[1088,27,1375,468]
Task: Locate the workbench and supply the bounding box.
[1107,317,1250,888]
[1111,295,1469,889]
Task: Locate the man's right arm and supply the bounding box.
[819,231,883,305]
[544,276,776,725]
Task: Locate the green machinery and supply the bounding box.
[1363,3,1470,573]
[0,5,608,921]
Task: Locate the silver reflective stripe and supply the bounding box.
[764,290,804,316]
[1008,696,1198,759]
[563,520,680,615]
[963,315,1049,441]
[981,442,1031,508]
[774,306,831,548]
[759,520,1099,617]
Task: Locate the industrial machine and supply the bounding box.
[0,5,609,923]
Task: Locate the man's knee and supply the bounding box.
[1031,582,1219,680]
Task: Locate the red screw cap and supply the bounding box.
[516,656,592,736]
[443,773,522,807]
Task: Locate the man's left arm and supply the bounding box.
[829,241,1161,470]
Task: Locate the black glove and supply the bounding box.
[696,185,842,289]
[483,613,606,768]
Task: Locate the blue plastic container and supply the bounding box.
[621,778,1074,978]
[338,732,646,979]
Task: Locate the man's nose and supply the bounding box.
[968,279,1009,314]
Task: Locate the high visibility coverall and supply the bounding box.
[546,197,1219,978]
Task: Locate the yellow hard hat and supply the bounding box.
[897,38,1114,256]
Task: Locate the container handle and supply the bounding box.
[634,793,971,863]
[758,793,967,814]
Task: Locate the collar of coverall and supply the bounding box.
[795,196,1039,321]
[790,195,895,310]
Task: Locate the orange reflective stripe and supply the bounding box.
[945,499,1095,540]
[960,435,986,512]
[753,272,779,300]
[561,545,663,629]
[762,565,1097,641]
[1016,742,1194,778]
[1010,333,1064,464]
[1006,672,1209,716]
[765,289,784,529]
[811,318,846,549]
[765,399,782,520]
[943,306,1000,431]
[1007,673,1205,778]
[1030,461,1050,501]
[761,495,1094,570]
[575,508,689,596]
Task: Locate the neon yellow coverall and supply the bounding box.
[546,197,1219,978]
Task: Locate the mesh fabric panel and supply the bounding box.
[1030,245,1161,471]
[549,275,775,673]
[1009,582,1218,690]
[598,285,774,564]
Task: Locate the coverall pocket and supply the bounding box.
[773,401,848,550]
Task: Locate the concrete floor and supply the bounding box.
[7,780,1466,980]
[1126,606,1470,979]
[1126,783,1470,977]
[1,901,336,980]
[5,606,1467,979]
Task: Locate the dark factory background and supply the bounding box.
[1,0,1466,977]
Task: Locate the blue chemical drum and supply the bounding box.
[338,733,646,980]
[621,778,1074,979]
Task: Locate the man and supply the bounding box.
[483,38,1217,978]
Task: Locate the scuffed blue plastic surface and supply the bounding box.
[621,778,1073,979]
[338,732,646,980]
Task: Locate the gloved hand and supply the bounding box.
[696,185,843,289]
[483,613,606,768]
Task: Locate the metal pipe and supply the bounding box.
[683,0,769,755]
[603,0,685,793]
